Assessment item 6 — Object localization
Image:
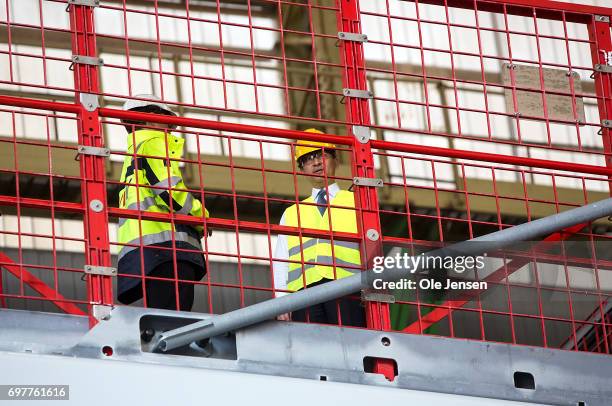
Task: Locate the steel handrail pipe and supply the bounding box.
[154,197,612,352]
[370,138,612,177]
[2,95,612,176]
[98,108,353,146]
[0,94,352,145]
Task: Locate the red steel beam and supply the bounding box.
[0,94,353,145]
[587,3,612,353]
[338,0,394,381]
[0,195,84,214]
[99,107,354,146]
[1,94,610,177]
[0,252,86,316]
[559,298,610,351]
[370,138,612,177]
[402,223,585,334]
[588,15,612,191]
[0,95,82,114]
[69,1,114,324]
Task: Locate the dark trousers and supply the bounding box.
[145,261,196,311]
[291,279,366,327]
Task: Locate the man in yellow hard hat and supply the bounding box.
[116,94,209,312]
[273,129,365,326]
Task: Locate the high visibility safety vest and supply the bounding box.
[284,190,362,292]
[117,129,209,261]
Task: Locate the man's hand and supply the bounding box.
[195,225,212,238]
[277,313,291,321]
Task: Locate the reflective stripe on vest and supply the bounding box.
[117,129,206,259]
[284,190,361,292]
[118,230,202,261]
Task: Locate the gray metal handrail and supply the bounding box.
[153,197,612,352]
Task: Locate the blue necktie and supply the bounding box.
[316,189,327,216]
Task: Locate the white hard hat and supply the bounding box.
[122,94,176,116]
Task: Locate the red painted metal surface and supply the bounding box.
[0,252,85,315]
[69,2,114,325]
[338,0,393,379]
[401,223,585,334]
[588,14,612,190]
[0,0,610,355]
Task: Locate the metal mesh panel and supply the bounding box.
[0,0,610,355]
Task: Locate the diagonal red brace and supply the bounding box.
[403,223,586,334]
[0,252,86,316]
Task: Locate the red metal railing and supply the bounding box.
[0,0,611,355]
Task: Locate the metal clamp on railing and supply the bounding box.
[595,64,612,74]
[343,88,373,99]
[352,125,370,144]
[69,55,104,71]
[84,265,116,276]
[337,32,368,43]
[92,305,113,321]
[79,93,100,112]
[66,0,100,11]
[352,177,383,188]
[593,49,612,78]
[341,88,373,105]
[81,265,116,282]
[361,291,395,303]
[75,145,109,161]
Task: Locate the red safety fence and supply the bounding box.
[0,0,611,355]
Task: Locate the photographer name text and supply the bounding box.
[372,278,487,290]
[370,253,488,291]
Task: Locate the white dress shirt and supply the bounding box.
[273,183,341,297]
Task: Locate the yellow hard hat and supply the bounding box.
[294,128,336,162]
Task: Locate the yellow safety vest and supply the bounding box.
[117,129,209,261]
[284,190,361,292]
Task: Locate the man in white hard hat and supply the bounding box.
[116,94,209,311]
[273,129,365,326]
[121,96,177,132]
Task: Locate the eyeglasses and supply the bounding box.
[301,150,334,166]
